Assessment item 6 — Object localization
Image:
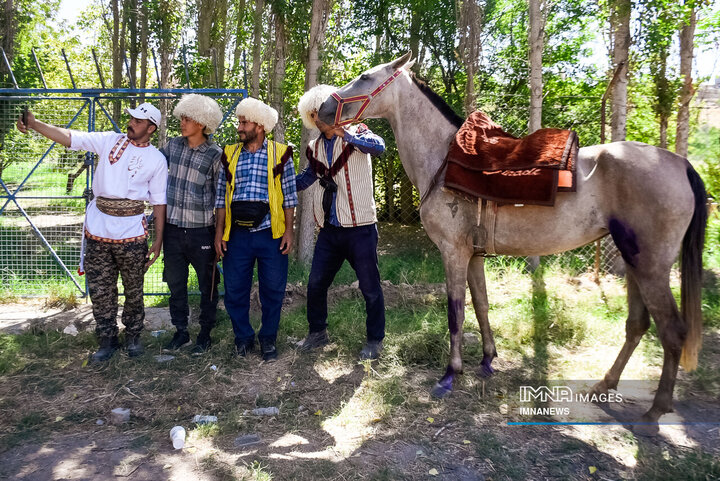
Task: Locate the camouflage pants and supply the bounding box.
[85,237,148,340]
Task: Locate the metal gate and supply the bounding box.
[0,88,246,297]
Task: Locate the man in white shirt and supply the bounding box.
[17,103,168,363]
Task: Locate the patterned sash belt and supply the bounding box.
[96,197,145,217]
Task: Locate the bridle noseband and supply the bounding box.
[331,69,404,127]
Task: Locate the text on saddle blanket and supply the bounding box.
[443,110,579,207]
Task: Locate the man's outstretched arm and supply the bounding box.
[17,110,72,148]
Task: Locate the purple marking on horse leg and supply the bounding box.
[438,365,455,390]
[448,297,463,335]
[479,355,495,378]
[608,218,640,268]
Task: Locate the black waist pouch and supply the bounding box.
[230,201,270,229]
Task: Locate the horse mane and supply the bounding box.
[410,73,465,129]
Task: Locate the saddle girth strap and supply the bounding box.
[473,199,497,256]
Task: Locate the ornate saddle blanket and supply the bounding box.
[443,111,579,206]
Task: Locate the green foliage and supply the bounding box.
[690,125,720,200]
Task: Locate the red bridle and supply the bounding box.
[331,69,404,127]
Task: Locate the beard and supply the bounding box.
[238,129,257,143]
[127,126,145,141]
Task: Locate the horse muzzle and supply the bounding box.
[318,96,339,126]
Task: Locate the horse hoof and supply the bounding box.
[478,358,495,378]
[589,380,609,397]
[430,383,453,399]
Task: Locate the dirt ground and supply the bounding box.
[1,292,719,481]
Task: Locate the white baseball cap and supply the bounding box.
[125,102,161,126]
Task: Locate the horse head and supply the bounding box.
[318,51,414,127]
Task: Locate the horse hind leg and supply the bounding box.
[467,255,497,377]
[431,251,471,399]
[635,277,686,424]
[591,270,650,395]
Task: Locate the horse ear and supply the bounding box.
[390,51,413,70]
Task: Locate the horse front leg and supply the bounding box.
[431,253,471,398]
[468,255,497,377]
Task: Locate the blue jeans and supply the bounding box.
[307,223,385,342]
[163,223,219,331]
[222,227,288,345]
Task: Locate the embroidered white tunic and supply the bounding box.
[69,131,168,241]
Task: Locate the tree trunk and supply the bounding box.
[232,0,247,77]
[1,0,16,77]
[659,115,668,149]
[610,0,631,142]
[527,0,545,270]
[198,0,228,87]
[676,4,696,158]
[214,0,229,86]
[127,0,138,92]
[112,0,122,121]
[528,0,544,133]
[197,0,213,56]
[139,0,148,93]
[398,1,425,222]
[457,0,482,116]
[297,0,333,264]
[270,10,287,143]
[250,0,265,97]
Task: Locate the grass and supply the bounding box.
[1,222,720,479]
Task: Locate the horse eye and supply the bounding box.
[360,74,370,81]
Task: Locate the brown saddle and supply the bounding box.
[443,111,579,206]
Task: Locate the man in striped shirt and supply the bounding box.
[161,94,224,354]
[296,85,387,360]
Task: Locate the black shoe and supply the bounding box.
[163,329,191,351]
[234,340,254,358]
[260,339,278,362]
[191,329,212,355]
[359,340,383,360]
[298,329,329,351]
[90,336,119,363]
[126,334,144,357]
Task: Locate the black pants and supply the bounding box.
[307,223,385,342]
[163,223,219,331]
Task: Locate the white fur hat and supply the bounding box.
[235,97,278,133]
[297,84,337,130]
[173,94,223,134]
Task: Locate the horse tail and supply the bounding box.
[679,165,707,372]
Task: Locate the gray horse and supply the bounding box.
[318,52,707,428]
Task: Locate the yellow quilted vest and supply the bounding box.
[222,140,288,240]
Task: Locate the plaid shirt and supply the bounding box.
[161,136,223,228]
[215,139,298,232]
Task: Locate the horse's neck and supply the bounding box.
[386,81,458,195]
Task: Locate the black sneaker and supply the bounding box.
[89,336,119,363]
[191,329,212,356]
[234,340,254,357]
[359,340,383,360]
[298,329,329,351]
[126,334,144,357]
[163,330,191,351]
[260,339,278,362]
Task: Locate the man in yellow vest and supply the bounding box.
[214,97,298,361]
